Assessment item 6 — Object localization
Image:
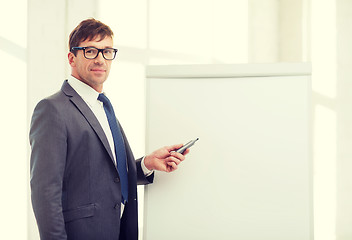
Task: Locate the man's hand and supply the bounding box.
[144,144,190,172]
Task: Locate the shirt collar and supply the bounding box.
[67,75,101,107]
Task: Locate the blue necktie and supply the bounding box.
[98,93,129,204]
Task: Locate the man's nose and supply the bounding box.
[94,51,105,63]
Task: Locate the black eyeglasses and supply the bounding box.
[71,47,118,60]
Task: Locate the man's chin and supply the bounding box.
[91,76,108,85]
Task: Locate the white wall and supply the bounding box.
[0,1,27,239]
[336,1,352,239]
[249,0,279,62]
[310,0,338,239]
[249,0,306,62]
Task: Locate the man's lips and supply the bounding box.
[91,68,106,72]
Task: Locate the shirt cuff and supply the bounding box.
[141,156,154,177]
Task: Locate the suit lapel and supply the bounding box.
[61,80,116,165]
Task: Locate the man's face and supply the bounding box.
[68,36,114,92]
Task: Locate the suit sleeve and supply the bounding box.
[29,99,68,240]
[136,157,154,185]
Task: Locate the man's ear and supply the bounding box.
[68,52,76,67]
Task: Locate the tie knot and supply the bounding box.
[98,93,115,115]
[98,93,110,105]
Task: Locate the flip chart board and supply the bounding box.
[144,63,312,240]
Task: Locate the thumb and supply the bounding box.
[167,144,183,152]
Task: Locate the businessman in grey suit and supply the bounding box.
[29,18,188,240]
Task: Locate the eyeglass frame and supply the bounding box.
[70,47,118,60]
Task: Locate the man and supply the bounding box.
[29,18,188,240]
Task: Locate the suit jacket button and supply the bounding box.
[114,178,120,183]
[114,203,120,209]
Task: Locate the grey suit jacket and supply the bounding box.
[30,80,153,240]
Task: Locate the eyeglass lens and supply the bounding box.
[84,47,116,60]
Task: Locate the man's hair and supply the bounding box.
[69,18,114,55]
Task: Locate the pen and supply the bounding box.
[175,138,199,154]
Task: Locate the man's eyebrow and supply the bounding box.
[84,46,114,49]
